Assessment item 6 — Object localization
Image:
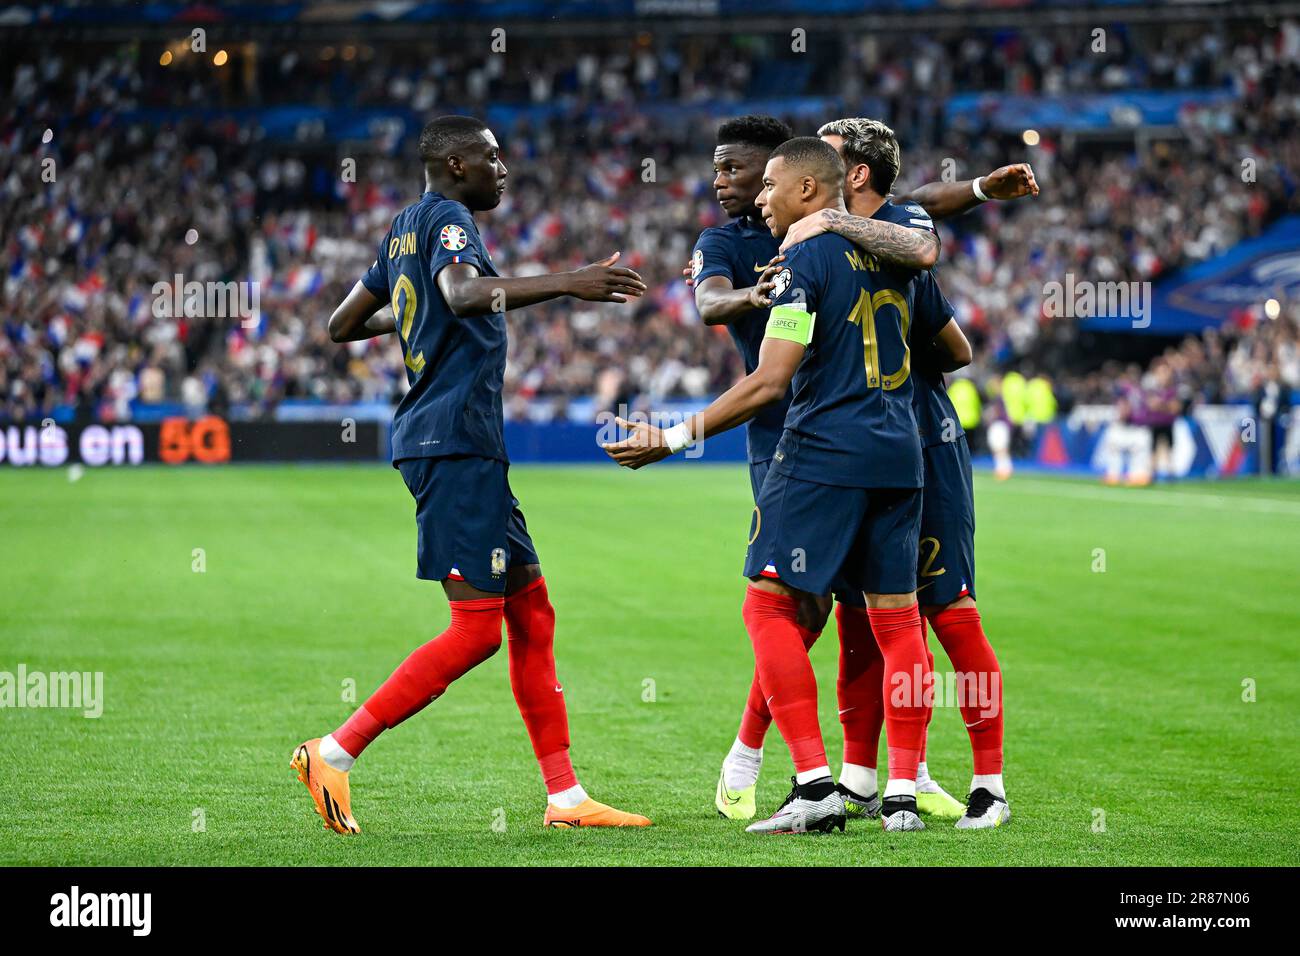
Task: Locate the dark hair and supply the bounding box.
[418,115,490,167]
[716,114,795,153]
[817,118,901,195]
[769,136,846,188]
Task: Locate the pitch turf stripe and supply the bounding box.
[1001,479,1300,517]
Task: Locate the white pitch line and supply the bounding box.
[985,477,1300,518]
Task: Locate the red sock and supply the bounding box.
[504,577,577,793]
[868,604,930,781]
[335,597,504,757]
[741,586,827,774]
[835,604,884,768]
[737,622,821,750]
[919,627,935,765]
[929,605,1003,774]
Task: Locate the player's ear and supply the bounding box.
[852,164,870,191]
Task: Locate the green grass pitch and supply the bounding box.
[2,463,1298,866]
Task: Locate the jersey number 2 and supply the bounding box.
[392,275,426,374]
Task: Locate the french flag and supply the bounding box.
[285,265,322,297]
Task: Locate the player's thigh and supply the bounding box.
[916,439,977,606]
[397,455,515,594]
[850,487,923,599]
[744,469,870,600]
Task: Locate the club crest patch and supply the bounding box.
[691,248,703,280]
[440,224,468,251]
[770,268,793,300]
[490,547,506,575]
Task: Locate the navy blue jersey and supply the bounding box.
[764,228,923,490]
[871,199,965,449]
[691,216,788,463]
[361,191,506,464]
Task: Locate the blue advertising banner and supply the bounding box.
[1082,216,1300,335]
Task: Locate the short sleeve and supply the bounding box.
[894,200,937,235]
[429,205,486,279]
[763,241,826,347]
[360,239,389,298]
[691,228,738,285]
[913,272,957,344]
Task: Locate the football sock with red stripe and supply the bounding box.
[504,577,578,794]
[334,596,505,759]
[741,586,828,776]
[737,621,821,750]
[868,603,931,784]
[929,605,1004,775]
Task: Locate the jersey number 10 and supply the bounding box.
[848,287,911,391]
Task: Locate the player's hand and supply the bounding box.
[747,254,786,308]
[682,259,695,288]
[601,416,673,470]
[779,209,831,253]
[981,163,1039,201]
[568,252,648,303]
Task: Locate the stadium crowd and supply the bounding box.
[2,20,1298,427]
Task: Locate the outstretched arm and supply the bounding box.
[898,163,1039,221]
[329,282,396,342]
[436,251,646,317]
[602,334,805,469]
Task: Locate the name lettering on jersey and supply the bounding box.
[844,248,882,273]
[388,232,418,259]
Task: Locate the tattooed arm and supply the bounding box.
[779,208,939,269]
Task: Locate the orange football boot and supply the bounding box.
[543,798,652,828]
[290,738,360,835]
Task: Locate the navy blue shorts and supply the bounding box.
[916,436,977,606]
[748,458,772,503]
[743,469,922,597]
[396,455,540,593]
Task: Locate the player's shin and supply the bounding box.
[928,605,1004,790]
[330,597,505,766]
[835,603,884,807]
[867,603,931,790]
[742,586,830,783]
[504,577,581,801]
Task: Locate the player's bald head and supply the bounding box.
[768,137,846,195]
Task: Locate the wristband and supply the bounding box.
[663,421,695,454]
[972,177,990,202]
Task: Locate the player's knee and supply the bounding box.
[453,602,505,659]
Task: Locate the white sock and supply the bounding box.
[795,766,832,786]
[839,763,877,796]
[547,783,589,809]
[723,738,763,790]
[883,777,917,799]
[319,734,355,772]
[972,774,1005,800]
